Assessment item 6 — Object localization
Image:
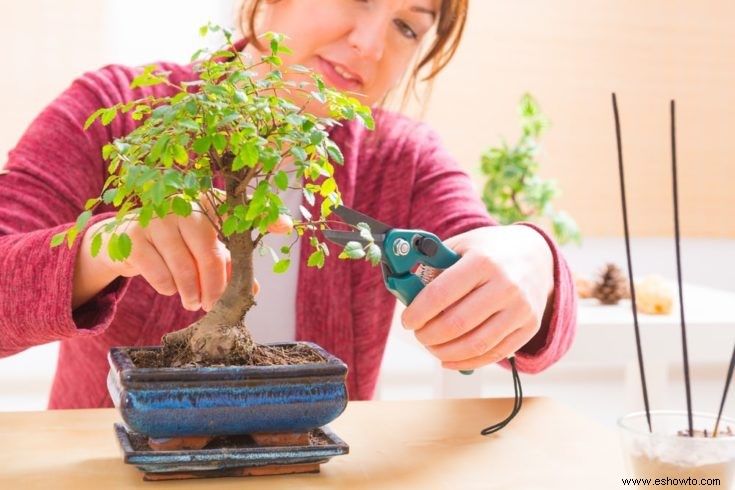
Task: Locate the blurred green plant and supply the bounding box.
[480,93,581,245]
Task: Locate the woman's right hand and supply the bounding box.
[73,204,229,311]
[72,205,293,311]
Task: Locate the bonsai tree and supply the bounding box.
[52,25,378,367]
[480,93,581,245]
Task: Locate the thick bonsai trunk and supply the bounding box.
[162,231,258,366]
[156,160,323,368]
[160,160,260,366]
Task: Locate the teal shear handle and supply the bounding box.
[382,229,459,306]
[381,229,474,376]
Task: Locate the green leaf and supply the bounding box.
[264,55,282,66]
[319,177,337,197]
[303,188,315,206]
[114,187,130,207]
[50,231,66,248]
[107,233,120,261]
[232,143,258,171]
[367,244,382,265]
[75,210,93,230]
[205,85,230,98]
[84,108,106,130]
[172,196,193,217]
[311,91,326,104]
[222,215,238,237]
[273,259,291,274]
[66,227,79,248]
[340,241,366,260]
[357,222,373,242]
[211,50,236,60]
[90,232,103,257]
[101,108,117,126]
[309,129,325,145]
[102,188,117,205]
[240,141,259,169]
[321,196,336,218]
[150,134,171,162]
[290,146,307,161]
[84,198,100,210]
[307,250,325,268]
[326,141,344,164]
[185,98,198,115]
[192,136,212,155]
[178,119,200,131]
[101,144,115,160]
[172,144,189,165]
[139,206,154,228]
[356,106,375,130]
[212,133,227,153]
[117,232,132,258]
[274,171,288,191]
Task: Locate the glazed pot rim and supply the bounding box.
[110,341,348,383]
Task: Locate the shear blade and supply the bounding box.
[322,230,368,247]
[332,205,392,235]
[322,229,385,247]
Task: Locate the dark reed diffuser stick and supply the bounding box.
[612,93,652,432]
[670,100,694,437]
[713,344,735,437]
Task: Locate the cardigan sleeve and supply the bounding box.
[406,124,576,373]
[0,67,136,357]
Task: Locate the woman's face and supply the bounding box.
[245,0,438,115]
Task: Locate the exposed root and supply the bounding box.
[130,319,325,369]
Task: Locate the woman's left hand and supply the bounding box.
[401,225,554,371]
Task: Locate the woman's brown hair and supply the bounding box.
[238,0,468,101]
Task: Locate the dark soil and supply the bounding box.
[130,342,326,369]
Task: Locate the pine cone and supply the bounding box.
[593,263,628,305]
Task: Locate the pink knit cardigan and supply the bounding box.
[0,61,577,409]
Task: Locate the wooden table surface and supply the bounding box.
[0,397,626,489]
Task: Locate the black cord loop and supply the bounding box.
[480,357,523,436]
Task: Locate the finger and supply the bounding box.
[441,327,532,371]
[178,220,227,312]
[127,238,178,296]
[267,214,293,234]
[413,280,504,347]
[425,307,522,363]
[401,252,493,331]
[148,220,202,311]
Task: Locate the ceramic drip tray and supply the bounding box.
[114,423,349,480]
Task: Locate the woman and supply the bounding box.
[0,0,576,408]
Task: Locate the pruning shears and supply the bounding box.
[323,205,460,306]
[323,206,532,435]
[323,205,473,375]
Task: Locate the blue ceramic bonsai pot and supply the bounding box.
[107,342,348,438]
